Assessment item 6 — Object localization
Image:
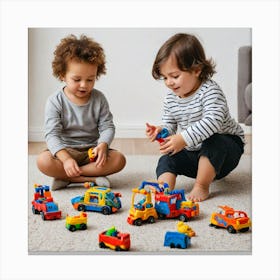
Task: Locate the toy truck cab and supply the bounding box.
[71,185,122,215]
[155,189,199,221]
[127,182,160,226]
[209,205,251,233]
[99,227,130,251]
[127,188,158,226]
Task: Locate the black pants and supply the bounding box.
[156,134,244,180]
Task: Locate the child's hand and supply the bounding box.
[63,158,81,177]
[93,142,108,168]
[159,134,186,155]
[146,122,161,142]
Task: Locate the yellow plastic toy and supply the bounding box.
[88,148,96,162]
[177,221,196,237]
[65,212,87,232]
[127,187,158,226]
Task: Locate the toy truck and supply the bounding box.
[155,187,199,222]
[209,205,251,233]
[71,184,122,215]
[127,181,163,226]
[65,212,87,232]
[99,226,131,251]
[164,231,191,249]
[31,184,62,220]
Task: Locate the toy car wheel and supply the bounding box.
[178,214,188,222]
[176,244,182,249]
[170,243,175,248]
[80,223,87,230]
[158,213,166,219]
[99,242,106,248]
[32,205,39,215]
[239,227,249,232]
[147,216,155,224]
[134,218,142,226]
[101,207,111,215]
[115,246,121,251]
[40,212,46,220]
[227,225,237,234]
[77,204,85,211]
[69,225,76,232]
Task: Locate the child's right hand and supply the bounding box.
[146,122,161,142]
[63,157,81,178]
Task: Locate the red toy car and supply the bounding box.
[99,226,130,251]
[31,184,62,220]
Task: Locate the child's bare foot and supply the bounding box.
[187,183,209,202]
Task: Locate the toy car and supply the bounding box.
[127,181,159,226]
[164,231,191,249]
[99,226,130,251]
[31,184,62,220]
[209,205,251,233]
[71,184,122,215]
[65,212,87,232]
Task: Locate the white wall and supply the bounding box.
[28,28,251,141]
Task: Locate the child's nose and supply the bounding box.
[80,80,86,87]
[166,78,174,87]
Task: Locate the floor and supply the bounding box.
[28,135,251,155]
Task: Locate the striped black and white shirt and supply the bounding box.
[162,79,245,151]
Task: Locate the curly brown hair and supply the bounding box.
[152,33,216,82]
[52,34,106,80]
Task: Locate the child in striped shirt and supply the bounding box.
[146,33,245,202]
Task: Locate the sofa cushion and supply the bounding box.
[244,83,252,111]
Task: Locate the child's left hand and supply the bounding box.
[93,143,108,168]
[159,134,186,155]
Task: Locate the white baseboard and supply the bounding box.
[28,124,147,142]
[29,123,252,142]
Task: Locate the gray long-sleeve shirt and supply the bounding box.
[162,79,245,151]
[44,87,115,156]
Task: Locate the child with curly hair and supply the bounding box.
[37,34,126,190]
[146,33,245,201]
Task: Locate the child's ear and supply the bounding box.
[194,66,202,77]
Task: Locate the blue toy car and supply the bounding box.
[164,231,191,249]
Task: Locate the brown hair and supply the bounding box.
[152,33,216,81]
[52,34,106,80]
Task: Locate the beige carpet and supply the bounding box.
[28,154,252,254]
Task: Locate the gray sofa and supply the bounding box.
[238,46,252,126]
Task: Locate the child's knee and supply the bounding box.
[36,151,54,172]
[110,151,126,171]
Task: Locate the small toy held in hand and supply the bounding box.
[65,212,87,232]
[156,128,169,143]
[99,226,131,251]
[146,123,169,144]
[88,147,97,162]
